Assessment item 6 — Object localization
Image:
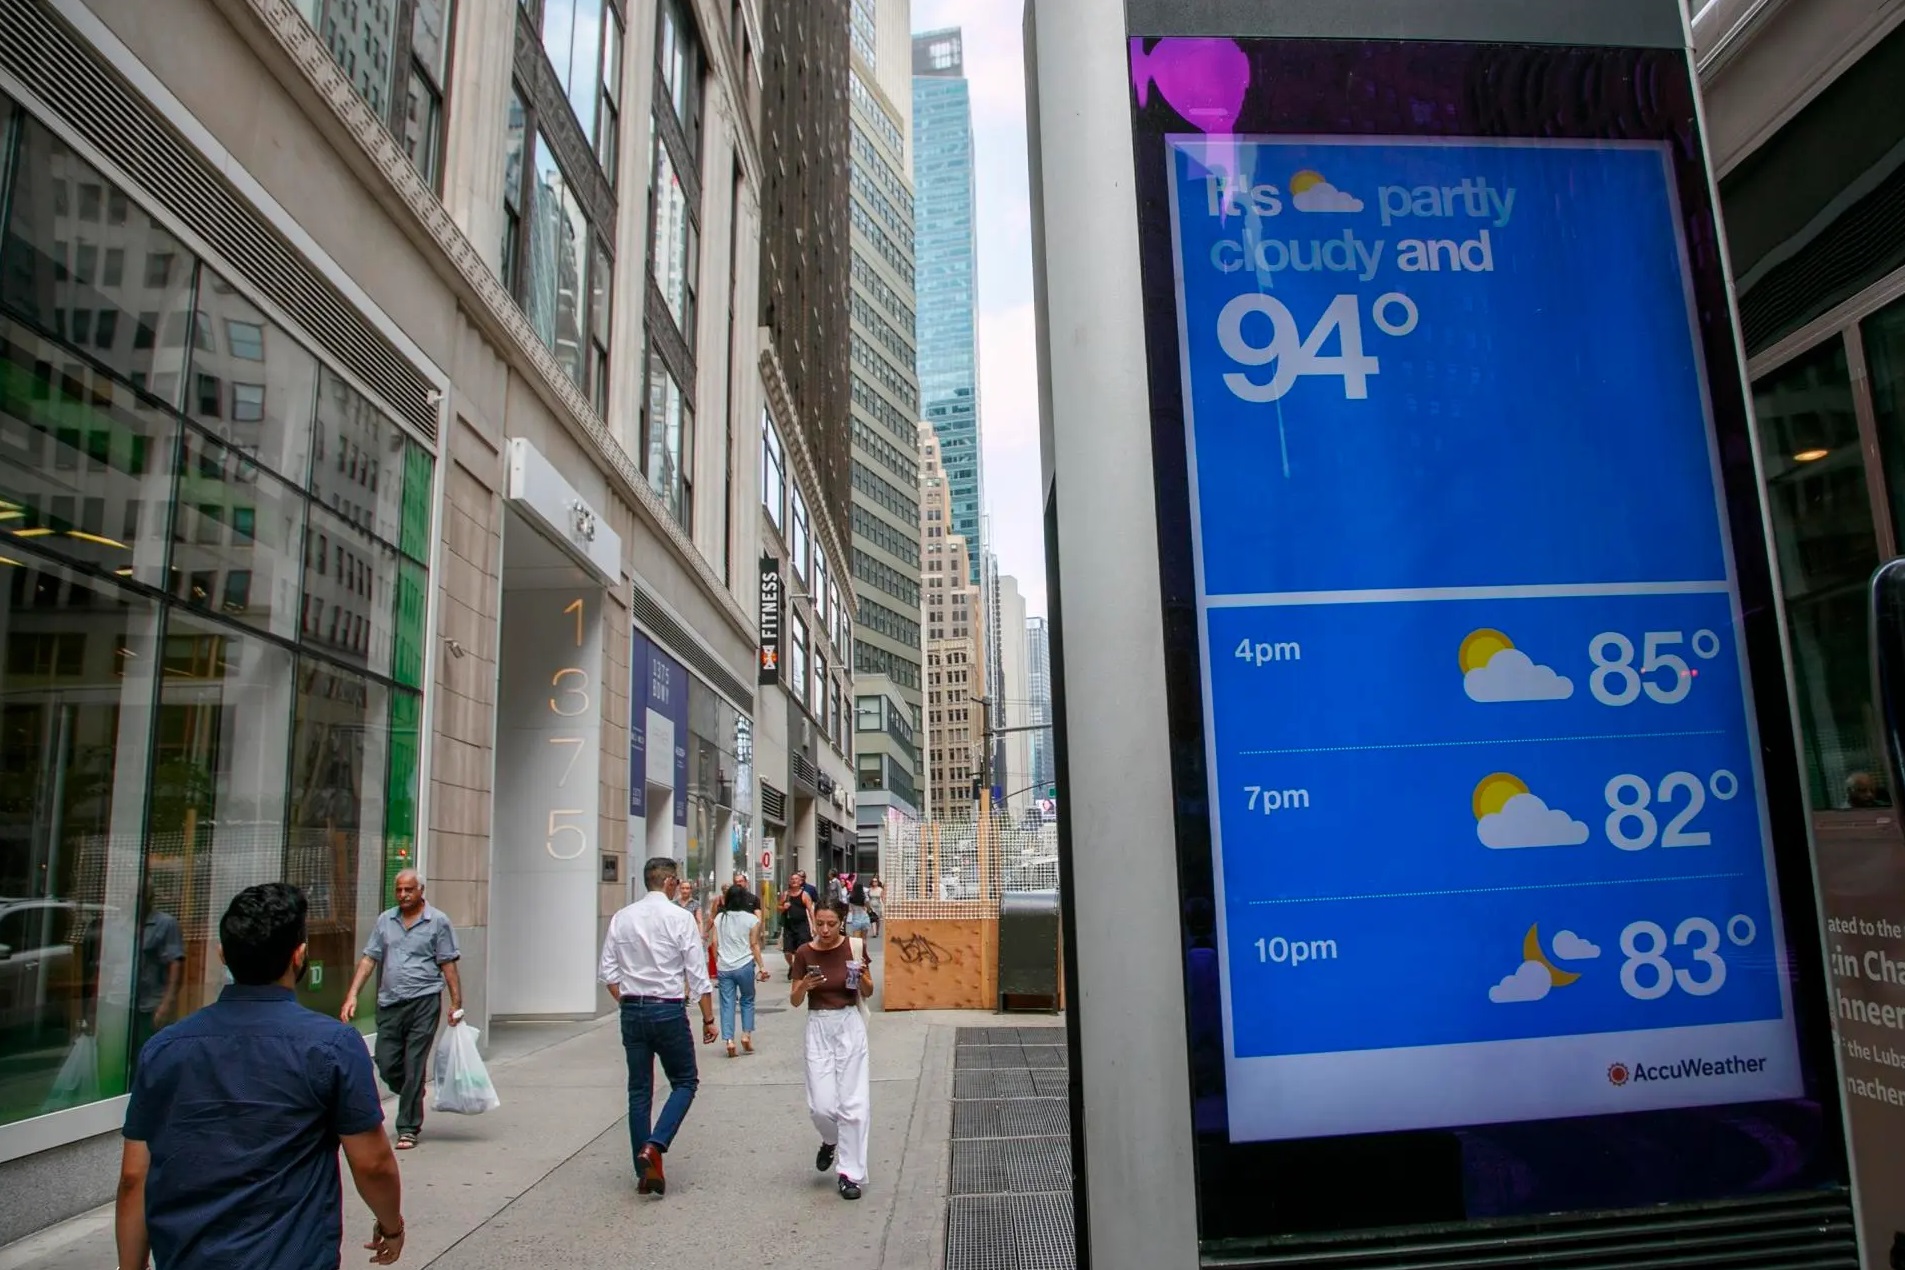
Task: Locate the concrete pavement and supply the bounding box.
[0,947,1060,1269]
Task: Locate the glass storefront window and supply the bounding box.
[0,92,435,1118]
[1753,336,1890,809]
[1,117,197,410]
[0,558,162,1127]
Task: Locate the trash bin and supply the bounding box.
[997,890,1062,1012]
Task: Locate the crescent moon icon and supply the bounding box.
[1523,923,1581,987]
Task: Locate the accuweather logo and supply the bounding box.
[1608,1055,1768,1087]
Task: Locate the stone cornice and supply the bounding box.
[226,0,754,645]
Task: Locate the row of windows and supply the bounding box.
[855,639,920,691]
[856,593,920,647]
[849,199,914,290]
[851,459,918,529]
[851,371,918,450]
[852,335,918,416]
[850,161,913,257]
[851,501,919,569]
[849,123,914,224]
[849,71,905,158]
[850,290,914,373]
[853,547,919,611]
[850,417,916,491]
[849,250,915,335]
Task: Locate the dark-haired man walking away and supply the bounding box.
[116,882,407,1268]
[599,856,716,1197]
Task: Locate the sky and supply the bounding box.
[911,0,1044,617]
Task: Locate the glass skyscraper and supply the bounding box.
[911,28,982,585]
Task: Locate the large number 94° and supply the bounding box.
[1217,293,1383,403]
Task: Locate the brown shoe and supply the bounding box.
[636,1143,666,1196]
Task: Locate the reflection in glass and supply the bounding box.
[644,348,687,522]
[0,116,197,408]
[302,500,397,679]
[1753,336,1889,809]
[146,611,295,1038]
[1864,296,1905,550]
[188,272,319,486]
[309,367,403,546]
[171,427,306,642]
[541,0,606,145]
[523,142,589,388]
[0,315,179,589]
[650,140,696,345]
[0,557,159,1127]
[287,659,389,1023]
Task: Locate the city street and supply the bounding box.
[0,949,1056,1270]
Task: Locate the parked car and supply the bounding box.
[0,898,99,1040]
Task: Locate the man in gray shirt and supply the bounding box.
[342,870,462,1149]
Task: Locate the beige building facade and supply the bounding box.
[0,0,847,1237]
[918,420,984,819]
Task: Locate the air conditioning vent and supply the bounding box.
[631,584,754,714]
[0,0,439,442]
[761,782,786,825]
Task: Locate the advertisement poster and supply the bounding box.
[1166,136,1805,1140]
[628,628,690,829]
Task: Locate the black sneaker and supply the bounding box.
[838,1175,863,1201]
[816,1142,836,1172]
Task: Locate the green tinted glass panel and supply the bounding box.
[401,440,433,562]
[385,689,421,899]
[393,558,427,689]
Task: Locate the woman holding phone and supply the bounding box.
[790,903,874,1200]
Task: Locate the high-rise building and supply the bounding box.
[1027,616,1056,797]
[756,0,860,885]
[911,29,983,586]
[995,574,1031,819]
[920,422,986,817]
[849,0,924,844]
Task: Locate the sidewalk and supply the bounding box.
[0,948,1062,1269]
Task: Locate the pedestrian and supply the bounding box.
[826,870,845,908]
[341,869,463,1152]
[133,881,184,1059]
[116,883,407,1269]
[867,877,885,937]
[600,856,718,1198]
[727,871,761,913]
[792,903,874,1200]
[846,878,872,941]
[713,883,771,1057]
[779,870,816,977]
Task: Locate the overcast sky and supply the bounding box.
[911,0,1044,617]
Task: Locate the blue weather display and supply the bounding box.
[1168,136,1804,1137]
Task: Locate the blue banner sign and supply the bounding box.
[1167,136,1804,1141]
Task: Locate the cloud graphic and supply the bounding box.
[1489,959,1553,1003]
[1291,181,1364,213]
[1478,792,1590,849]
[1465,648,1575,703]
[1552,931,1602,961]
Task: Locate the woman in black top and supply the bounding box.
[778,870,815,978]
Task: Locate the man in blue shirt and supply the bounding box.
[115,883,407,1269]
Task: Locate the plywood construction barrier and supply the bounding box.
[882,912,997,1010]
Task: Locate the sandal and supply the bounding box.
[725,1041,737,1058]
[741,1035,753,1054]
[396,1132,418,1150]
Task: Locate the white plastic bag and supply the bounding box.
[42,1031,98,1113]
[431,1024,500,1114]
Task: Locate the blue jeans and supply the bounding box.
[717,965,757,1040]
[619,1001,699,1165]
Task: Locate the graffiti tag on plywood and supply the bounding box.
[894,932,952,969]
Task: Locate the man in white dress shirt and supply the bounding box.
[599,856,717,1197]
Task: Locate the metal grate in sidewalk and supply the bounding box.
[946,1027,1076,1270]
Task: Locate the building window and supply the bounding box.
[791,616,809,707]
[649,137,698,351]
[500,88,614,404]
[536,0,625,170]
[294,0,454,188]
[762,414,785,530]
[643,346,693,525]
[791,486,810,581]
[814,652,828,723]
[657,0,703,159]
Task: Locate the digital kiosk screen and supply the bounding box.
[1127,37,1847,1240]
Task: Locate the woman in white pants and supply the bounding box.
[790,903,874,1200]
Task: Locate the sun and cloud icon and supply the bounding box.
[1460,629,1574,702]
[1473,773,1589,849]
[1489,923,1602,1003]
[1289,169,1363,213]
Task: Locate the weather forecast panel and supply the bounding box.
[1167,135,1805,1140]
